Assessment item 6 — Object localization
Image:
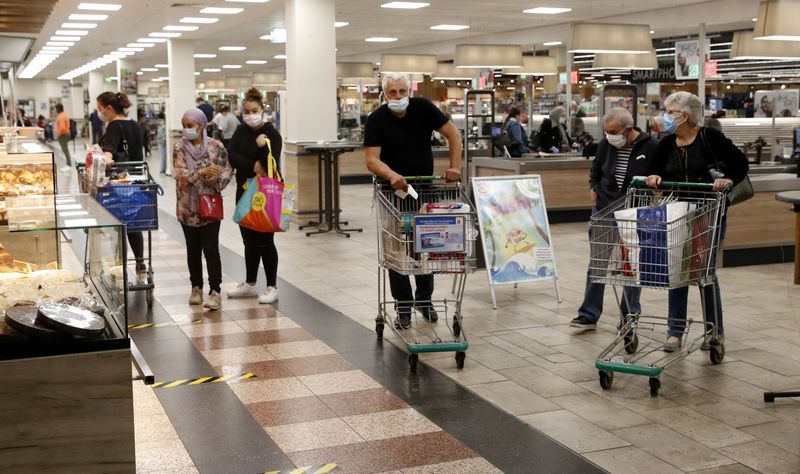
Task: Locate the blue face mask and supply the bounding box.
[662,112,683,134]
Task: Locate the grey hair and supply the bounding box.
[381,72,411,91]
[603,107,634,128]
[664,91,703,127]
[549,106,566,123]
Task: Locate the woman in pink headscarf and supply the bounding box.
[173,107,233,310]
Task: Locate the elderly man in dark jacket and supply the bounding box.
[570,107,659,330]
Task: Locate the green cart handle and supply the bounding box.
[629,177,727,191]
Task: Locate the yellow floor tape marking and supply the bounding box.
[151,382,164,388]
[188,377,214,385]
[214,375,231,383]
[164,379,189,388]
[313,464,337,474]
[239,373,256,380]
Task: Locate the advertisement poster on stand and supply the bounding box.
[754,89,799,117]
[674,40,700,79]
[472,175,560,308]
[120,69,138,96]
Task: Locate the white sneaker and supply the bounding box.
[258,286,278,304]
[228,282,258,299]
[203,291,221,310]
[189,286,203,305]
[60,165,72,172]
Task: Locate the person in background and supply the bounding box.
[531,106,572,153]
[89,108,103,144]
[364,72,463,330]
[19,109,32,127]
[743,98,755,118]
[173,108,233,310]
[571,100,587,118]
[54,103,72,171]
[644,91,748,352]
[156,112,168,175]
[704,110,726,132]
[570,107,658,330]
[226,88,283,304]
[213,105,240,148]
[196,97,214,123]
[501,107,528,157]
[37,115,46,129]
[138,116,151,157]
[96,91,148,283]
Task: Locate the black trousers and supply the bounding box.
[388,270,434,314]
[181,222,222,293]
[240,225,278,286]
[127,231,145,270]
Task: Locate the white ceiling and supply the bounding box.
[16,0,761,83]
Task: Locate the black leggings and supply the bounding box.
[127,231,145,270]
[240,225,278,286]
[182,222,222,293]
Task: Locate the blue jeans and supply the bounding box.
[579,207,642,323]
[159,139,167,173]
[667,222,727,338]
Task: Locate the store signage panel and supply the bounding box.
[630,64,677,83]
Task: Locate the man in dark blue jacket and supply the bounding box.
[570,107,659,330]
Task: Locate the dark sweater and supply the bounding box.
[227,122,282,199]
[589,129,659,210]
[651,126,749,185]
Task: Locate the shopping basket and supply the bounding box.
[374,177,478,372]
[589,179,727,396]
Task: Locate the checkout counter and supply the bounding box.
[472,153,799,268]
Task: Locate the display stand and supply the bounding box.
[463,90,495,185]
[471,175,562,309]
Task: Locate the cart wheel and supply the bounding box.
[409,353,419,372]
[599,370,614,390]
[624,333,639,354]
[649,378,660,397]
[453,320,461,338]
[455,351,466,370]
[375,323,384,340]
[709,343,725,365]
[145,289,154,308]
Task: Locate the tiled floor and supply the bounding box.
[52,142,800,473]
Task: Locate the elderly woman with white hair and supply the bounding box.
[645,91,749,354]
[531,106,572,152]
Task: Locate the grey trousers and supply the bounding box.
[56,134,72,166]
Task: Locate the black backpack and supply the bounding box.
[69,119,77,140]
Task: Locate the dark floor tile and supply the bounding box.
[153,293,196,305]
[304,322,374,339]
[280,354,356,376]
[287,440,385,474]
[216,360,293,380]
[322,334,385,354]
[318,388,407,417]
[248,396,337,427]
[191,327,316,350]
[171,312,233,324]
[223,306,280,321]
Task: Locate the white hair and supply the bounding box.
[381,72,411,91]
[549,106,566,123]
[603,107,634,128]
[664,91,703,127]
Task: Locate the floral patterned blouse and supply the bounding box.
[173,138,233,227]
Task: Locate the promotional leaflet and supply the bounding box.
[414,215,465,253]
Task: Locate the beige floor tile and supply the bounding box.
[741,421,800,456]
[687,464,760,474]
[178,321,245,338]
[554,392,651,430]
[729,348,800,377]
[400,457,502,473]
[469,380,560,416]
[515,326,575,346]
[582,446,683,474]
[576,378,681,413]
[497,365,585,397]
[521,410,629,453]
[709,361,800,391]
[717,440,800,474]
[612,423,736,471]
[265,340,337,359]
[425,357,507,385]
[230,377,313,404]
[135,438,196,473]
[461,343,531,370]
[234,317,301,332]
[298,369,381,396]
[201,345,274,366]
[493,332,559,356]
[342,408,441,441]
[759,403,800,425]
[265,418,364,453]
[541,352,578,363]
[641,406,756,449]
[692,399,779,428]
[685,373,775,408]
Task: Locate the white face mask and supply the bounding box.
[183,127,199,140]
[388,96,409,113]
[605,130,628,149]
[244,113,262,128]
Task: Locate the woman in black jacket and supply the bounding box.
[226,88,283,304]
[645,91,749,354]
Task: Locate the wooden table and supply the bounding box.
[775,190,800,284]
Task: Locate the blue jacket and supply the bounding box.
[505,119,528,156]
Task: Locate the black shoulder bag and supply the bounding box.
[699,127,754,206]
[112,121,130,163]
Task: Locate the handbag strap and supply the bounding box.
[265,137,282,182]
[697,127,721,170]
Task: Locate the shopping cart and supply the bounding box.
[78,161,163,308]
[374,177,478,372]
[589,179,727,396]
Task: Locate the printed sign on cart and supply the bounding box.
[471,175,557,285]
[413,216,465,253]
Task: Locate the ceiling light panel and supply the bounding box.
[194,53,217,58]
[150,32,181,38]
[77,3,121,11]
[335,21,349,27]
[274,54,287,59]
[523,7,572,14]
[365,37,398,42]
[180,17,219,24]
[381,2,429,9]
[222,64,242,68]
[219,46,246,51]
[155,64,169,68]
[246,60,267,64]
[68,14,108,21]
[260,35,272,40]
[130,42,155,47]
[225,0,269,2]
[543,41,562,46]
[431,24,469,30]
[61,22,97,28]
[164,25,198,31]
[140,37,166,43]
[56,30,88,36]
[47,41,74,46]
[204,68,221,72]
[51,36,81,41]
[200,7,243,14]
[141,67,158,71]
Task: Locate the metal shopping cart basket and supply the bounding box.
[589,179,726,396]
[78,161,163,308]
[374,177,478,372]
